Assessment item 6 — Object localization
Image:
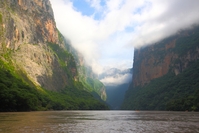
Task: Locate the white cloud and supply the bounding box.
[100,73,132,86]
[85,0,102,10]
[50,0,199,76]
[129,0,199,48]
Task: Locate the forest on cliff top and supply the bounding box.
[122,26,199,111]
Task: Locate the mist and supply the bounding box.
[100,73,132,86]
[50,0,199,84]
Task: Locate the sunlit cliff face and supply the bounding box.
[1,0,60,50]
[0,0,77,90]
[50,0,199,76]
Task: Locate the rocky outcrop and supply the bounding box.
[63,39,107,100]
[132,26,199,87]
[0,0,110,111]
[0,0,107,100]
[122,26,199,111]
[0,0,75,91]
[0,0,59,49]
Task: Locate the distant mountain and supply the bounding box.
[64,39,107,101]
[122,26,199,111]
[99,68,132,86]
[99,68,132,80]
[106,84,129,110]
[99,68,132,109]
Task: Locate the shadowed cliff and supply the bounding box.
[122,26,199,111]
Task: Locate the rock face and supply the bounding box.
[0,0,76,91]
[0,0,109,111]
[133,27,199,87]
[63,40,107,101]
[122,26,199,111]
[0,0,59,49]
[0,0,107,100]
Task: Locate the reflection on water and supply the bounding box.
[0,111,199,133]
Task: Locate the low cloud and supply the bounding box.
[50,0,199,74]
[100,73,132,86]
[128,0,199,48]
[99,68,132,86]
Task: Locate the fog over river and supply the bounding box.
[0,111,199,133]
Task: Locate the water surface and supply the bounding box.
[0,111,199,133]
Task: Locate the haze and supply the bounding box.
[50,0,199,84]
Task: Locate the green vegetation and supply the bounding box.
[78,66,107,101]
[48,42,77,80]
[87,77,103,90]
[122,60,199,111]
[57,29,64,42]
[0,60,108,111]
[56,35,107,101]
[0,68,40,111]
[0,13,2,24]
[0,1,108,111]
[0,13,3,37]
[48,42,107,101]
[87,77,106,100]
[174,26,199,56]
[48,42,76,67]
[0,42,109,112]
[122,26,199,111]
[106,84,129,110]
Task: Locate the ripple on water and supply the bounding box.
[0,111,199,133]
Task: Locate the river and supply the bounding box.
[0,111,199,133]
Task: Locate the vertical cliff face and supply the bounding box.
[64,41,107,101]
[133,27,199,87]
[0,0,109,111]
[0,0,108,98]
[122,26,199,110]
[0,0,77,91]
[0,0,59,49]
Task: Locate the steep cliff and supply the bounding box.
[133,27,199,87]
[63,40,107,101]
[122,26,199,111]
[0,0,70,91]
[0,0,108,111]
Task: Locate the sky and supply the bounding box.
[50,0,199,84]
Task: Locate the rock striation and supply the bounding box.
[0,0,75,91]
[0,0,109,111]
[133,27,199,87]
[0,0,107,101]
[122,26,199,110]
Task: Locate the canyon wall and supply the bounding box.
[0,0,107,98]
[122,26,199,110]
[133,27,199,87]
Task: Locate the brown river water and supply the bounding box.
[0,111,199,133]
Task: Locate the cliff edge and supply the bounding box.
[122,26,199,111]
[0,0,108,111]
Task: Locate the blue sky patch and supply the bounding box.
[72,0,95,16]
[72,0,106,20]
[125,26,135,33]
[133,1,152,15]
[100,0,106,7]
